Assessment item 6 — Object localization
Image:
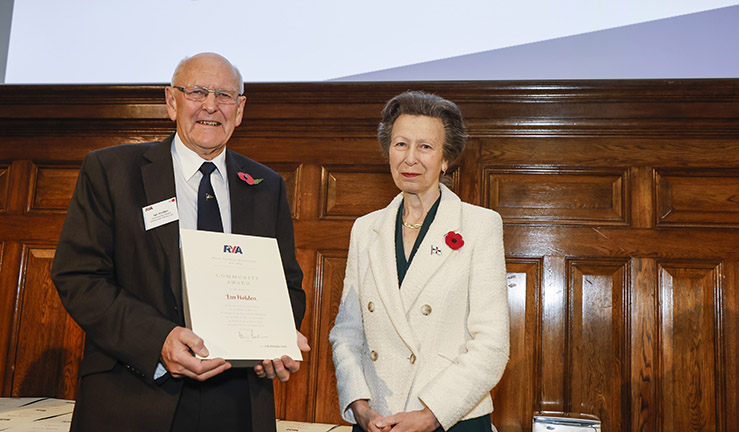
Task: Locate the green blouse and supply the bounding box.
[395,195,442,287]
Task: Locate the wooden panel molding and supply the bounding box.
[320,165,398,220]
[0,164,9,212]
[27,164,79,214]
[492,258,542,432]
[484,167,629,226]
[0,240,19,397]
[630,258,658,432]
[446,166,461,193]
[655,169,739,227]
[567,258,630,431]
[7,247,84,399]
[658,262,725,432]
[267,162,302,220]
[3,81,739,139]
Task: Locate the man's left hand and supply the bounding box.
[254,330,310,382]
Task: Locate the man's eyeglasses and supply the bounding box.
[172,85,243,105]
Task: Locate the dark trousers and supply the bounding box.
[171,368,252,432]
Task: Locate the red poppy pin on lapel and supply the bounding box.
[445,231,464,250]
[238,172,263,185]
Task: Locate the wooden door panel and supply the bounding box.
[274,247,319,421]
[320,165,398,220]
[27,164,79,214]
[493,259,541,432]
[567,259,629,431]
[539,256,566,413]
[312,251,349,424]
[9,247,84,399]
[655,169,739,227]
[658,262,725,432]
[484,168,629,226]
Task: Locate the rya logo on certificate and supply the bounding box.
[223,245,243,254]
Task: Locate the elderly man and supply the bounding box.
[51,53,307,432]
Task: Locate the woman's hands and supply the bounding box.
[377,407,440,432]
[350,400,391,432]
[351,402,440,432]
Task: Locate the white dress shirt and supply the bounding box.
[154,133,233,379]
[171,133,232,233]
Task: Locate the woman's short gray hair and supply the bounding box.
[377,91,467,166]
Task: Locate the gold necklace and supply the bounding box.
[402,220,423,229]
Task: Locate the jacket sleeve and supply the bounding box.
[51,151,177,382]
[418,211,510,430]
[329,222,372,424]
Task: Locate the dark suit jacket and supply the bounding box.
[51,134,305,432]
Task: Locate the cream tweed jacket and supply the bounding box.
[329,184,510,430]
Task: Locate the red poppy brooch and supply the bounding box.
[445,231,464,250]
[238,172,263,185]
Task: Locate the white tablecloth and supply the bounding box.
[0,397,74,431]
[0,398,352,432]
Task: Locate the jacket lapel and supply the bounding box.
[399,184,462,311]
[368,193,419,352]
[141,135,182,303]
[226,150,256,235]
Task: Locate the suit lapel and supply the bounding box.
[226,150,256,235]
[141,135,181,303]
[368,193,419,352]
[399,185,462,311]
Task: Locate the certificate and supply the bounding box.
[180,229,301,366]
[0,397,75,431]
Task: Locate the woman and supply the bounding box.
[329,91,509,432]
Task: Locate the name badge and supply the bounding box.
[142,197,179,231]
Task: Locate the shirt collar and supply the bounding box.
[173,133,228,182]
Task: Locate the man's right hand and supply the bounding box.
[161,326,231,381]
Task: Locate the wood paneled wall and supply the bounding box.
[1,80,738,432]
